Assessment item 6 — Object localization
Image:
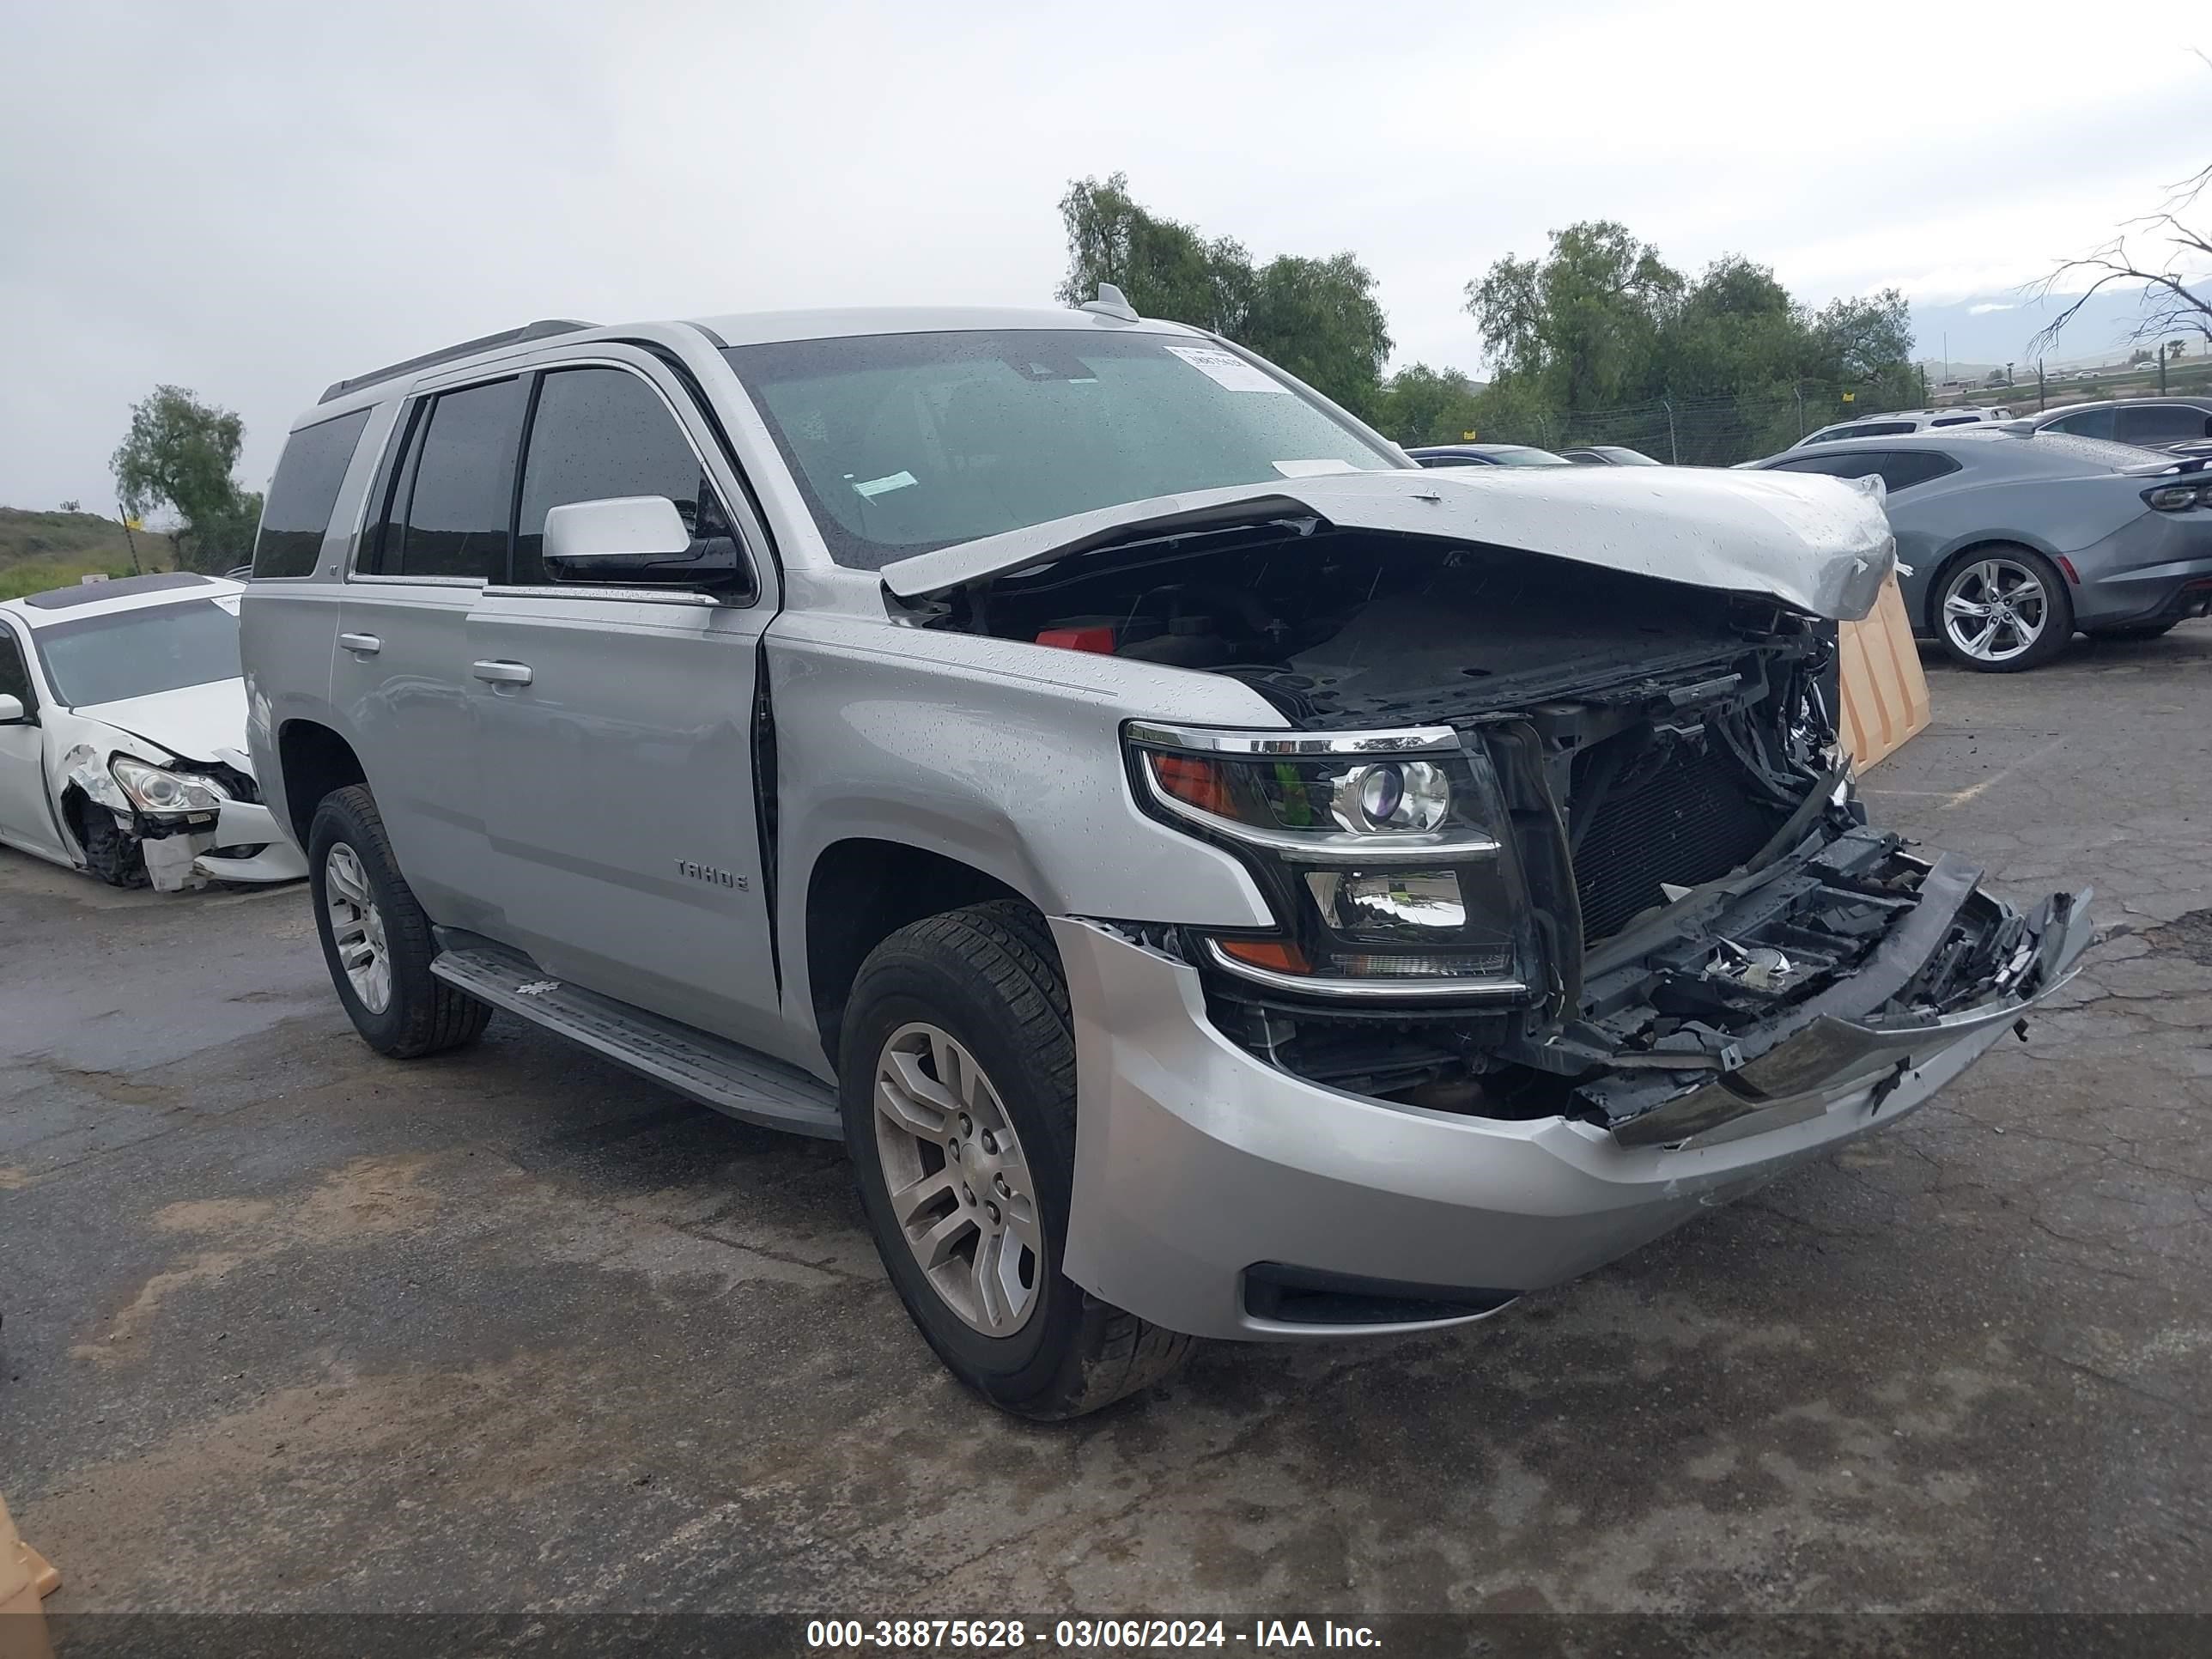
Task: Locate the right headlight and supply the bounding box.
[109,756,228,815]
[1125,721,1539,1000]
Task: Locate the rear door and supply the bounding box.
[465,352,783,1049]
[334,375,528,929]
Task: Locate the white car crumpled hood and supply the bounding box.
[880,465,1898,622]
[70,678,253,769]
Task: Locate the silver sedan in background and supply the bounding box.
[1747,428,2212,671]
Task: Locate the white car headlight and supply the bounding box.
[109,756,229,815]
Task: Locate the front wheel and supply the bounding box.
[307,785,490,1058]
[839,901,1194,1419]
[1934,547,2073,672]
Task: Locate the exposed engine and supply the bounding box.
[925,520,2069,1137]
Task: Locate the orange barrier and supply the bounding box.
[0,1492,58,1659]
[1839,569,1932,771]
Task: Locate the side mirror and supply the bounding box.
[541,496,748,592]
[0,694,26,724]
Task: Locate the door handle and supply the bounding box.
[471,659,534,686]
[338,633,382,655]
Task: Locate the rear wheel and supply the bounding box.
[308,785,490,1058]
[1934,547,2072,672]
[839,900,1194,1419]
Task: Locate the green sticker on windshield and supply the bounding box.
[853,470,918,499]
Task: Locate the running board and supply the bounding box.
[429,945,842,1139]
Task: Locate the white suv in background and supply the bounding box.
[1791,407,2011,447]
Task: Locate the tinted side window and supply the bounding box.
[1873,452,1960,493]
[252,410,370,579]
[395,379,526,580]
[1774,452,1882,480]
[1415,453,1490,467]
[2050,408,2116,440]
[2117,406,2212,445]
[0,626,34,712]
[357,401,427,577]
[514,368,732,583]
[1853,422,1915,438]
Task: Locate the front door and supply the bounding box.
[465,359,781,1050]
[0,622,66,859]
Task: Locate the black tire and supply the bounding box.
[839,900,1194,1419]
[1930,545,2074,673]
[78,805,148,888]
[2086,619,2180,641]
[307,785,490,1059]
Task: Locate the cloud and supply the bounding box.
[3,0,2209,510]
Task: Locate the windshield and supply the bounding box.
[723,330,1401,569]
[1488,447,1572,467]
[33,599,241,708]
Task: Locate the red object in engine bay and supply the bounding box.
[1036,623,1118,654]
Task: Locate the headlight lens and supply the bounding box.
[110,757,228,814]
[1127,722,1536,997]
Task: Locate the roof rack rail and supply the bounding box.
[319,319,597,404]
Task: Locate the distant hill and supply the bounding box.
[1913,283,2211,374]
[0,507,178,601]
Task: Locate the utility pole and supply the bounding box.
[2037,361,2046,412]
[2159,341,2168,395]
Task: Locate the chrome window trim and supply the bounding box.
[1126,720,1461,757]
[1202,939,1529,1001]
[480,584,727,608]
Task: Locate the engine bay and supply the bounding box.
[928,521,2073,1142]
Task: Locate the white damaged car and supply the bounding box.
[0,573,306,890]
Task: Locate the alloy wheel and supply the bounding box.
[324,842,392,1014]
[872,1021,1042,1336]
[1942,557,2050,665]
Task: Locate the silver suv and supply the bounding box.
[242,301,2090,1417]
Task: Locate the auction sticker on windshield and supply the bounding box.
[1163,344,1291,394]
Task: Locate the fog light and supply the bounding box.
[1306,870,1466,935]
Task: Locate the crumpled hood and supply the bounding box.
[879,465,1897,621]
[71,678,252,769]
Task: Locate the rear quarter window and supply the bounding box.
[252,410,371,579]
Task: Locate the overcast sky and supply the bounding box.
[3,0,2206,513]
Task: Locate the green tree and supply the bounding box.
[1239,252,1392,419]
[1466,222,1681,412]
[111,386,263,573]
[1055,173,1252,333]
[1461,224,1917,461]
[1055,174,1392,416]
[1370,363,1487,446]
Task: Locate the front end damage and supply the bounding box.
[908,488,2090,1326]
[60,742,305,891]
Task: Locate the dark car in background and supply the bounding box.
[1560,445,1662,466]
[2011,398,2212,453]
[1406,443,1571,468]
[1748,428,2212,672]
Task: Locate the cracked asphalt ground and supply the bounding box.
[3,624,2208,1620]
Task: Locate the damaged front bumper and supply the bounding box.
[158,799,307,890]
[135,800,308,891]
[1048,857,2090,1341]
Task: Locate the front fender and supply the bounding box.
[768,614,1284,1045]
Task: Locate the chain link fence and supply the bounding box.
[1472,383,1926,467]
